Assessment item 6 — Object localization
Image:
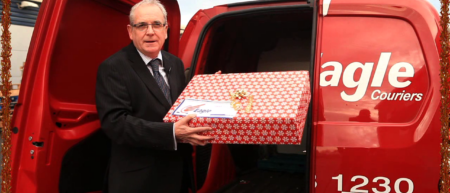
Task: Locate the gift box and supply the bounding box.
[163,71,311,145]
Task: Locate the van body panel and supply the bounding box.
[10,0,180,192]
[313,0,440,192]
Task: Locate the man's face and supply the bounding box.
[127,4,168,58]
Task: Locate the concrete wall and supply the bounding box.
[0,25,34,85]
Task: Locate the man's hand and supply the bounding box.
[174,114,215,146]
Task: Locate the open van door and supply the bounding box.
[178,1,317,192]
[10,0,181,192]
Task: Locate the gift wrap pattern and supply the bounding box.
[163,71,311,144]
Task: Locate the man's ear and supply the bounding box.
[127,24,133,40]
[164,25,169,40]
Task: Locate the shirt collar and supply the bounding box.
[136,49,163,66]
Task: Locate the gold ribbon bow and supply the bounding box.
[229,89,253,113]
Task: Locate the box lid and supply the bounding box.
[164,71,311,144]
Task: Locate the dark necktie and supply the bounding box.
[149,59,172,104]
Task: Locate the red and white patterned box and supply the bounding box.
[163,71,310,144]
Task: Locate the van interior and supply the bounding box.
[190,6,313,193]
[57,3,314,193]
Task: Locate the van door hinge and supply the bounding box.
[32,141,44,147]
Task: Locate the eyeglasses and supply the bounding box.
[131,22,166,32]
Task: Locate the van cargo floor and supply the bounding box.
[215,170,305,193]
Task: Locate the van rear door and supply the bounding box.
[10,0,181,192]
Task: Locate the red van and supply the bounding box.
[10,0,441,192]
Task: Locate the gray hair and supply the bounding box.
[129,0,168,25]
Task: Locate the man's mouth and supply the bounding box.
[145,40,157,44]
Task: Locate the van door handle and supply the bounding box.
[54,109,98,128]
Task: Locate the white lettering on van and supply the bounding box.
[341,62,373,102]
[323,0,332,16]
[320,52,422,102]
[320,62,341,86]
[388,62,414,88]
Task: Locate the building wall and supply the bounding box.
[9,25,34,84]
[0,0,40,85]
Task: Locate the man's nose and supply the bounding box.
[145,25,155,34]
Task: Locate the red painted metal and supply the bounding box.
[10,0,443,192]
[313,0,440,192]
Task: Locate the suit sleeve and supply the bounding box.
[95,61,175,151]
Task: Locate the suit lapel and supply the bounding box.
[125,43,171,109]
[162,51,180,103]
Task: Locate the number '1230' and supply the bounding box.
[331,174,414,193]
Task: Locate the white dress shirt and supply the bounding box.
[137,49,177,151]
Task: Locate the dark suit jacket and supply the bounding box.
[96,43,189,193]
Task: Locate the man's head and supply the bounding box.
[127,0,168,58]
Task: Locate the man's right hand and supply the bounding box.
[174,114,215,146]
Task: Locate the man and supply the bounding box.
[95,0,214,192]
